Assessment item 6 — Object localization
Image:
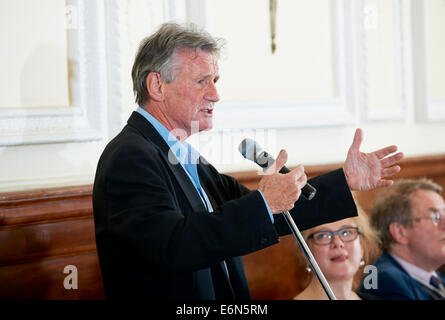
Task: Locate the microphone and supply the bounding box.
[238,138,317,200]
[238,138,335,299]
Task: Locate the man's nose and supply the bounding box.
[206,82,220,102]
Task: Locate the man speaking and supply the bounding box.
[92,22,403,300]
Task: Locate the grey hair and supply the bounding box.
[131,22,225,106]
[369,178,443,252]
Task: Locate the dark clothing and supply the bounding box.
[93,111,357,300]
[357,252,445,300]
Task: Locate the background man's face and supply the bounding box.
[405,190,445,270]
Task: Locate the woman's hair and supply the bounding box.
[369,178,442,252]
[131,22,225,106]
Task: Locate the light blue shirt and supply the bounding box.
[136,107,274,223]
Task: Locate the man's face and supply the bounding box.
[162,48,220,139]
[405,190,445,270]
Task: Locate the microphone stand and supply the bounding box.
[281,210,337,300]
[238,140,336,299]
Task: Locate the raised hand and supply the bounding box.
[258,149,307,213]
[343,128,404,191]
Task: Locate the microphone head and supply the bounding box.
[238,138,263,161]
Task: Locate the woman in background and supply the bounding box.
[294,206,377,300]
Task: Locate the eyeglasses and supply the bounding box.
[308,227,360,245]
[412,209,445,227]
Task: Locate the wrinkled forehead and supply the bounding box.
[174,47,219,71]
[410,189,445,212]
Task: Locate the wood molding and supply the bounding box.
[1,154,445,299]
[0,185,93,226]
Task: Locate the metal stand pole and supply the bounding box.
[237,139,336,299]
[281,211,336,300]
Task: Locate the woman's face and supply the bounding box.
[307,218,363,282]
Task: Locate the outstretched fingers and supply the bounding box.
[376,179,394,188]
[380,151,404,168]
[374,145,399,159]
[381,165,401,178]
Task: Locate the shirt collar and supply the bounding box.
[136,107,199,165]
[390,253,439,284]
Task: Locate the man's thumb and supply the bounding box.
[350,128,363,152]
[273,149,288,173]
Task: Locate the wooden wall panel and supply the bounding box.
[0,185,92,225]
[0,185,101,300]
[0,217,96,264]
[0,154,444,300]
[0,251,104,300]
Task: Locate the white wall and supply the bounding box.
[0,0,444,192]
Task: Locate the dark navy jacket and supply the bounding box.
[357,252,445,300]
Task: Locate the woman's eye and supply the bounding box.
[316,233,329,239]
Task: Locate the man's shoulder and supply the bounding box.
[372,253,411,279]
[357,252,419,299]
[109,124,158,152]
[437,270,445,282]
[98,125,161,173]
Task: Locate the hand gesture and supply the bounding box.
[258,150,307,213]
[343,128,404,191]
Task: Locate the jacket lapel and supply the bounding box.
[383,252,444,300]
[127,111,207,213]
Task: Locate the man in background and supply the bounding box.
[358,178,445,299]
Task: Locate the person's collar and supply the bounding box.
[390,252,439,284]
[136,107,199,165]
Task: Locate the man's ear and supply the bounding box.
[389,222,409,245]
[145,72,165,102]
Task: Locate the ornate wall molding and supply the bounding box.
[193,0,361,130]
[0,0,107,146]
[412,0,445,121]
[362,0,410,121]
[104,0,127,139]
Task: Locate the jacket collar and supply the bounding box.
[382,252,444,299]
[127,111,207,213]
